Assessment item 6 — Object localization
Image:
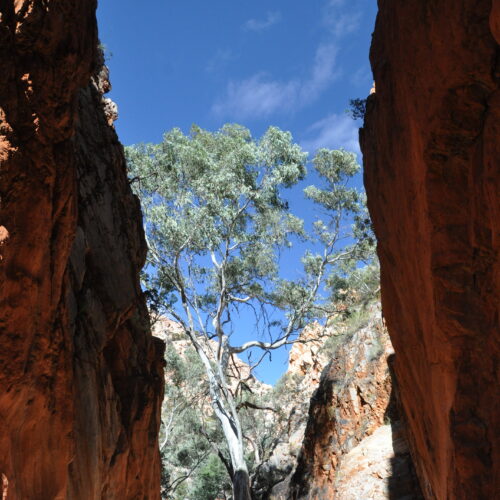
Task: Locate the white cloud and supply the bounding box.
[301,113,361,157]
[212,43,339,119]
[213,0,361,120]
[323,0,362,38]
[299,42,339,104]
[244,11,282,32]
[212,73,299,119]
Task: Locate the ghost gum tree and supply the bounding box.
[126,124,373,500]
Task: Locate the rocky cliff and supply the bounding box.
[253,304,422,500]
[0,2,164,499]
[361,1,500,499]
[287,307,421,500]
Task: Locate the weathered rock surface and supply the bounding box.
[334,423,421,500]
[0,2,164,499]
[255,305,420,500]
[361,1,500,499]
[287,309,394,499]
[286,322,329,386]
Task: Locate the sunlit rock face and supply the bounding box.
[0,2,164,498]
[255,305,422,500]
[334,423,421,500]
[287,308,399,499]
[286,322,329,385]
[361,1,500,499]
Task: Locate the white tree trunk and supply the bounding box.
[182,324,252,499]
[207,369,251,499]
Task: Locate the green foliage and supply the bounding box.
[126,125,374,337]
[190,454,231,500]
[321,309,369,359]
[346,98,367,120]
[126,124,310,325]
[160,341,218,498]
[171,482,188,500]
[272,372,304,400]
[97,42,113,61]
[329,259,380,308]
[321,261,381,358]
[321,331,348,359]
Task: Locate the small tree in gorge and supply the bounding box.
[126,124,374,500]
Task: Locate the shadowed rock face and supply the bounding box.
[0,2,164,499]
[361,1,499,499]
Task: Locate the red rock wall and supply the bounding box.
[0,2,164,498]
[361,1,500,498]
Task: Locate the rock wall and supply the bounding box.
[0,2,164,499]
[361,1,500,499]
[333,422,420,500]
[287,311,393,499]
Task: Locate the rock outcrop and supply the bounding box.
[286,323,329,386]
[252,304,422,499]
[361,1,500,499]
[333,422,420,500]
[288,308,395,499]
[0,2,164,499]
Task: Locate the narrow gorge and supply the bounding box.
[0,1,498,500]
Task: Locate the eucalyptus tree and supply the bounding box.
[126,124,373,500]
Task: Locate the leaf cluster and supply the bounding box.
[127,124,311,335]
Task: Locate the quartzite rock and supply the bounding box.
[361,1,499,499]
[0,2,164,499]
[333,423,421,500]
[287,309,394,499]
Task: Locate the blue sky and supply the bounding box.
[97,0,377,383]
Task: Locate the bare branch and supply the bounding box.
[237,401,277,413]
[228,294,251,303]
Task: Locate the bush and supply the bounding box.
[190,454,230,500]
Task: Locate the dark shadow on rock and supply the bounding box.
[385,354,424,500]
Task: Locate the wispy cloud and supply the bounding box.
[206,49,236,74]
[212,73,299,118]
[323,0,362,38]
[301,113,361,156]
[212,43,339,119]
[214,1,362,120]
[243,11,282,32]
[299,42,339,104]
